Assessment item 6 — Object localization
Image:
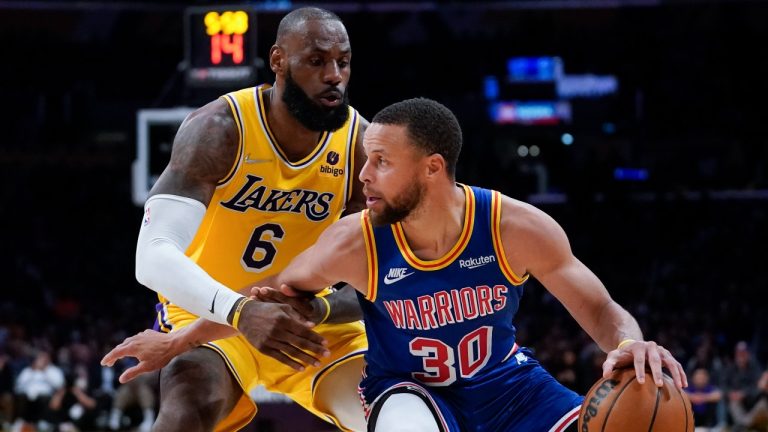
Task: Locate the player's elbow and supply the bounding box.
[134,243,154,288]
[134,238,172,290]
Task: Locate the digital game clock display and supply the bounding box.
[184,7,257,87]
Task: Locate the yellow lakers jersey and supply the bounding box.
[183,84,360,291]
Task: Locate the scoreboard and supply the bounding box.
[184,6,257,87]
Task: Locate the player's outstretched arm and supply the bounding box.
[497,195,687,388]
[101,271,327,380]
[135,98,246,325]
[131,98,327,369]
[253,283,364,324]
[247,118,371,325]
[275,213,370,298]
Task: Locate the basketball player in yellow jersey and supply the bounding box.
[102,8,368,432]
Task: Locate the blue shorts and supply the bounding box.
[359,347,583,432]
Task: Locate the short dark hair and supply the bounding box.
[276,7,342,42]
[372,98,462,178]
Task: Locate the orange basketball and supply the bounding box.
[578,368,693,432]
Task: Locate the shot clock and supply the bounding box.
[184,6,257,87]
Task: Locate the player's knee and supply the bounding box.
[155,349,237,431]
[373,418,440,432]
[375,420,439,432]
[373,393,440,432]
[154,398,225,432]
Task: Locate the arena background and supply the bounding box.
[1,1,766,431]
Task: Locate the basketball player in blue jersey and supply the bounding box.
[102,7,370,432]
[258,97,689,431]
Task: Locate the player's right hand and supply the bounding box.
[236,300,330,371]
[251,286,315,321]
[100,329,179,383]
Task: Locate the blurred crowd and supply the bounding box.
[0,334,157,432]
[518,197,768,432]
[1,2,767,431]
[1,190,765,431]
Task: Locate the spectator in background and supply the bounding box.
[553,349,579,392]
[49,368,97,432]
[723,341,768,431]
[686,368,722,431]
[0,353,14,430]
[686,337,724,385]
[12,350,64,432]
[577,343,607,394]
[107,365,156,432]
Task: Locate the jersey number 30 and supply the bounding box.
[408,326,493,386]
[242,223,284,272]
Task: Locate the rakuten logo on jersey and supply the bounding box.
[459,255,496,269]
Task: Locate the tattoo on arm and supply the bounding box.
[149,98,240,205]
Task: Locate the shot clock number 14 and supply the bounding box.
[184,7,256,86]
[204,10,248,65]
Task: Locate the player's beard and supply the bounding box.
[282,69,350,132]
[369,180,425,227]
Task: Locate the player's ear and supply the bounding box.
[269,45,285,75]
[425,153,446,179]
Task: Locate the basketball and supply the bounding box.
[578,368,693,431]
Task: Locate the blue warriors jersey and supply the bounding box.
[358,184,529,387]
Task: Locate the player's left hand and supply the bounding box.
[101,329,180,383]
[601,340,688,389]
[251,286,325,324]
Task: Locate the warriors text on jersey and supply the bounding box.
[356,185,582,431]
[358,185,527,386]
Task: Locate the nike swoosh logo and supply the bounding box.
[383,272,415,285]
[209,289,219,313]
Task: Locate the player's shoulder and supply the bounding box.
[184,97,236,131]
[495,192,565,242]
[158,97,239,193]
[356,112,370,131]
[325,212,365,242]
[178,96,238,148]
[353,113,369,144]
[351,109,369,138]
[314,211,364,253]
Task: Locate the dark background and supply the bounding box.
[1,1,766,430]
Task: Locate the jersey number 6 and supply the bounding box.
[241,223,284,272]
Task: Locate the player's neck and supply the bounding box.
[399,183,466,261]
[263,88,324,161]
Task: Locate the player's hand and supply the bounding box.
[252,285,329,324]
[236,299,329,371]
[601,340,688,389]
[251,286,316,320]
[100,330,180,383]
[277,283,308,298]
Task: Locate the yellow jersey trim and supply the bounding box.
[344,110,360,204]
[202,342,244,387]
[310,349,366,432]
[218,94,245,186]
[156,312,171,333]
[361,211,378,302]
[391,184,475,271]
[254,85,331,168]
[491,191,529,286]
